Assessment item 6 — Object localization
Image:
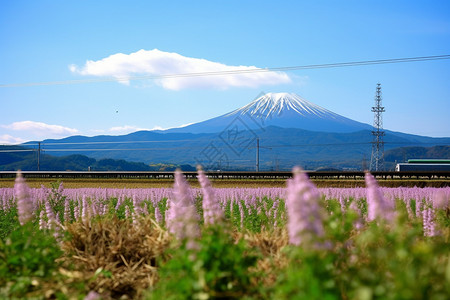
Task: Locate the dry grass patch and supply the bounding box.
[239,229,289,287]
[62,217,171,299]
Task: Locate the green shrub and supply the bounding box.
[147,225,260,299]
[0,223,63,298]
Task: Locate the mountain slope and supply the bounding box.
[167,92,372,134]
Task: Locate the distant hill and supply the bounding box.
[0,145,195,171]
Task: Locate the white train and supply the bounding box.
[395,159,450,171]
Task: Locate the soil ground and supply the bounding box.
[0,178,448,189]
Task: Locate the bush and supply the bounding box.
[148,225,261,299]
[0,223,63,298]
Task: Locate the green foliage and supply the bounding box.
[157,197,168,227]
[275,198,450,300]
[148,225,260,299]
[0,223,63,298]
[347,211,450,300]
[222,197,283,233]
[0,206,20,240]
[48,181,67,223]
[275,247,341,300]
[194,195,205,226]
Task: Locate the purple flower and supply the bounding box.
[133,194,142,216]
[423,208,438,237]
[84,291,101,300]
[433,190,449,210]
[39,209,47,230]
[365,172,395,222]
[82,195,90,223]
[64,199,71,223]
[74,201,80,220]
[14,171,34,225]
[167,169,200,249]
[349,201,364,230]
[286,166,324,246]
[197,166,224,225]
[45,196,58,229]
[154,206,163,224]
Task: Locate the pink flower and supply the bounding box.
[365,172,394,222]
[349,201,364,230]
[423,208,438,237]
[39,210,47,230]
[82,195,90,223]
[197,166,224,225]
[14,171,34,225]
[64,200,71,223]
[286,167,324,246]
[84,291,101,300]
[167,169,200,249]
[154,206,163,224]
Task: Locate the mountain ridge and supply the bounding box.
[18,92,449,170]
[165,92,372,134]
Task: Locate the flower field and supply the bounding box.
[1,169,449,299]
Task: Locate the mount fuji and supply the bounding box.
[21,92,450,170]
[167,92,372,134]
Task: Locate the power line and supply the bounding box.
[21,139,211,146]
[0,149,35,153]
[2,139,447,151]
[1,142,374,153]
[1,141,448,153]
[1,54,449,88]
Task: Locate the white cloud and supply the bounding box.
[0,134,26,145]
[70,49,292,90]
[2,121,79,138]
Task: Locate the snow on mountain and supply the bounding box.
[228,92,339,119]
[167,92,372,134]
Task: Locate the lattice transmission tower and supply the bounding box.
[370,83,385,171]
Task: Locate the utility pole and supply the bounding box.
[37,142,41,171]
[256,138,260,172]
[370,83,385,171]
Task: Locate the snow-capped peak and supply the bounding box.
[228,92,338,119]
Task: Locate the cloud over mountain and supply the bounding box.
[2,121,79,139]
[69,49,292,90]
[0,134,25,145]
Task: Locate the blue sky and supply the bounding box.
[1,0,449,144]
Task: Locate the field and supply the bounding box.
[1,177,449,189]
[1,170,449,299]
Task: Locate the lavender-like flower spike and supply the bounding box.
[197,165,224,225]
[167,169,200,249]
[154,206,163,224]
[286,166,325,246]
[365,172,395,222]
[64,199,71,223]
[423,208,438,237]
[39,209,47,230]
[422,191,448,237]
[14,171,34,225]
[45,197,58,229]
